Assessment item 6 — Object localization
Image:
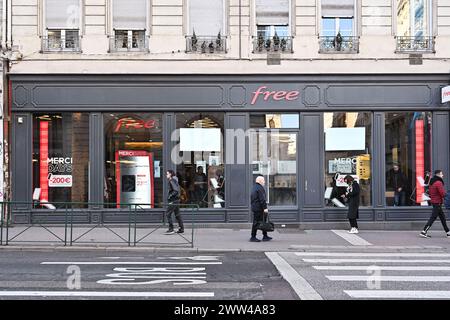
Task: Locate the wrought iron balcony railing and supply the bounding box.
[395,36,435,53]
[318,36,359,53]
[252,35,293,53]
[109,32,149,53]
[185,34,227,54]
[41,32,81,53]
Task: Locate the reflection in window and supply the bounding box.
[250,131,297,206]
[385,112,432,206]
[32,113,89,208]
[324,112,372,207]
[397,0,432,37]
[176,113,225,209]
[250,114,299,129]
[104,113,163,208]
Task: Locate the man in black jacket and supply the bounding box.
[387,163,407,206]
[250,176,272,242]
[165,170,184,235]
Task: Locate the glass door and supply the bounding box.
[250,131,297,206]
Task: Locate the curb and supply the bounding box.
[0,245,243,253]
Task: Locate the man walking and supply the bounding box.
[250,176,272,242]
[165,170,184,235]
[420,170,450,238]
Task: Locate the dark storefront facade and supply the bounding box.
[9,74,450,224]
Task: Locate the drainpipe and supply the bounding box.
[6,0,11,49]
[1,0,6,49]
[238,0,241,59]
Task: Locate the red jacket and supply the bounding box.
[429,177,446,204]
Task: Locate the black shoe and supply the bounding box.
[262,236,272,241]
[164,229,175,235]
[250,237,261,242]
[176,229,184,234]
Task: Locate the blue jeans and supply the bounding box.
[394,191,405,206]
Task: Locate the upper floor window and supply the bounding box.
[186,0,226,53]
[253,0,293,53]
[319,0,358,53]
[396,0,434,52]
[43,0,81,52]
[111,0,148,52]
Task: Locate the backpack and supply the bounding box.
[445,190,450,209]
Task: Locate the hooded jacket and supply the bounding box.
[429,175,446,205]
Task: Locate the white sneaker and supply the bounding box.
[353,228,359,234]
[348,228,355,234]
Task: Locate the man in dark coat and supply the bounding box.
[250,176,272,242]
[341,175,360,234]
[165,170,184,235]
[420,170,450,238]
[387,163,407,206]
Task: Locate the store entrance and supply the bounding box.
[249,114,299,208]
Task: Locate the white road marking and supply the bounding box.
[265,252,323,300]
[0,291,214,298]
[314,266,450,271]
[296,252,450,257]
[331,230,372,246]
[327,275,450,282]
[344,290,450,299]
[303,259,450,264]
[41,262,222,265]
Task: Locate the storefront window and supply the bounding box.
[104,113,163,208]
[324,112,372,207]
[175,113,225,209]
[385,112,432,206]
[32,113,89,208]
[250,126,297,206]
[250,114,299,129]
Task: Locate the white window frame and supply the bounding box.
[393,0,434,37]
[318,0,357,38]
[42,0,83,37]
[108,0,150,40]
[252,0,292,37]
[185,0,228,36]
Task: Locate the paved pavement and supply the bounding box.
[1,223,450,251]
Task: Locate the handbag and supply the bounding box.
[257,213,275,232]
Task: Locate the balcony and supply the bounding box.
[185,33,227,54]
[395,36,435,53]
[252,34,293,53]
[41,30,81,53]
[109,30,149,53]
[319,36,359,54]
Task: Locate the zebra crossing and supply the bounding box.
[274,250,450,299]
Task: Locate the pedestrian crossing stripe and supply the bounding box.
[296,252,450,257]
[344,290,450,299]
[327,275,450,282]
[303,259,450,263]
[314,266,450,271]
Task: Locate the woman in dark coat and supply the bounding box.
[341,175,360,234]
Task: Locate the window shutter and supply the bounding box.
[256,0,289,26]
[113,0,147,30]
[46,0,80,29]
[189,0,224,36]
[321,0,354,17]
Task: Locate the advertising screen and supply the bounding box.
[115,150,154,208]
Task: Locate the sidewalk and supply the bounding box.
[1,223,450,252]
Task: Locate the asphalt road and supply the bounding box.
[0,250,297,300]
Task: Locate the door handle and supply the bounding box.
[305,180,308,191]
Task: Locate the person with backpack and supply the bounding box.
[420,170,450,238]
[165,170,184,235]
